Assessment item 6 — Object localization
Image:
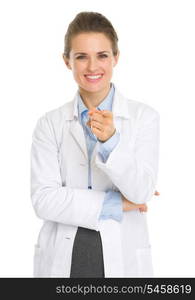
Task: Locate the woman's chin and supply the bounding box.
[79,82,109,94]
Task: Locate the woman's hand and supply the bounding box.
[122,196,148,212]
[87,109,116,142]
[122,190,160,213]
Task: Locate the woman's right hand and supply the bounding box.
[122,190,160,212]
[122,196,148,212]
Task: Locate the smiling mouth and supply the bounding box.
[84,74,104,82]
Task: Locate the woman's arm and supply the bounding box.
[31,115,105,231]
[94,107,160,204]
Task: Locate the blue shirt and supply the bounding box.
[77,84,123,222]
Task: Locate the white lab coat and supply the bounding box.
[31,86,160,277]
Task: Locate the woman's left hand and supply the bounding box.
[87,108,116,142]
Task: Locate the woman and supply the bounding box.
[31,11,160,278]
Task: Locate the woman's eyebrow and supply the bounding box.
[97,51,110,54]
[74,51,110,56]
[74,52,87,56]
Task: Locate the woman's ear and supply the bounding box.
[113,51,120,67]
[62,53,72,70]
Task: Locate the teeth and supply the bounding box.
[86,75,102,79]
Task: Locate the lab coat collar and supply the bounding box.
[78,83,115,117]
[63,84,130,120]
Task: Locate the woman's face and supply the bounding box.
[63,32,119,95]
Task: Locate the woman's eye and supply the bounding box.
[76,56,86,60]
[75,54,108,60]
[99,54,108,58]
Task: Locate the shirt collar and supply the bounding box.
[77,83,115,121]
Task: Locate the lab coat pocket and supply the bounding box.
[33,244,42,277]
[136,246,153,277]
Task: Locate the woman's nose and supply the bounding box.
[87,57,98,72]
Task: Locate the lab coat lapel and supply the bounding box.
[69,120,88,160]
[65,92,88,160]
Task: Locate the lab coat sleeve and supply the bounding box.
[31,115,105,231]
[95,107,160,204]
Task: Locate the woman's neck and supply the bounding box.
[79,84,111,109]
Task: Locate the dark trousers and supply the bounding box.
[70,227,105,278]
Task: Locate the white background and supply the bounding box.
[0,0,194,277]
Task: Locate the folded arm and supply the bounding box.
[31,115,106,231]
